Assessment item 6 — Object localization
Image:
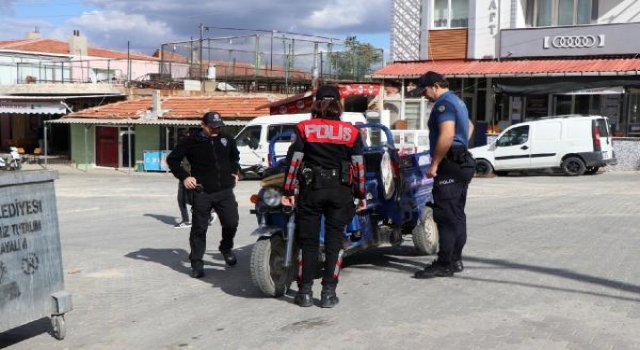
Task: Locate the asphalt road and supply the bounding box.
[1,166,639,350]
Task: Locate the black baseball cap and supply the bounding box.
[410,71,447,96]
[315,85,341,101]
[202,111,224,127]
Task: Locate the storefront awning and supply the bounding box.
[493,76,640,96]
[372,58,640,79]
[560,86,624,95]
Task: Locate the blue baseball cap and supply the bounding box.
[202,111,224,127]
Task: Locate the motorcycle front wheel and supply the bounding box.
[412,207,439,255]
[250,234,297,297]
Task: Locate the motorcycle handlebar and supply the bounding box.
[281,205,295,214]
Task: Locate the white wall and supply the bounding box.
[415,0,640,61]
[468,0,514,59]
[69,57,160,83]
[598,0,640,23]
[0,53,71,85]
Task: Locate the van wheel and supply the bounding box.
[475,159,494,177]
[561,157,586,176]
[585,166,600,175]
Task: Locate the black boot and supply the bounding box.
[414,260,453,279]
[190,261,204,278]
[320,285,339,308]
[294,284,314,307]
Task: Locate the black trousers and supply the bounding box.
[296,184,353,288]
[189,187,239,268]
[432,153,475,265]
[177,182,190,223]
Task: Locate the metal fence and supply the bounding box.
[1,57,162,85]
[158,33,385,93]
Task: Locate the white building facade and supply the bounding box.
[383,0,640,141]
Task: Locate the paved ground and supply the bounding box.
[1,165,639,350]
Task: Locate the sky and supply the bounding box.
[0,0,392,57]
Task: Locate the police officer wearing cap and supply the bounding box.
[167,111,241,278]
[412,71,476,279]
[281,85,367,308]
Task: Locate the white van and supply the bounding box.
[470,115,615,176]
[391,129,430,155]
[234,112,367,176]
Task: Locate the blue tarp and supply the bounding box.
[143,150,169,171]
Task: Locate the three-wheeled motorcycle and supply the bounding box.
[248,123,438,297]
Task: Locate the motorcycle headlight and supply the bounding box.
[262,187,282,207]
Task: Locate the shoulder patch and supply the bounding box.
[438,105,446,112]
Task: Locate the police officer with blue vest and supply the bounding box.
[281,85,366,308]
[412,71,476,279]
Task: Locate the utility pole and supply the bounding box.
[199,23,204,82]
[270,30,275,72]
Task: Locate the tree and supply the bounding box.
[329,36,383,81]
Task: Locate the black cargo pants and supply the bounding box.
[189,187,239,269]
[432,147,475,266]
[296,182,353,289]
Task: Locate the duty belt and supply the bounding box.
[446,145,470,164]
[316,168,340,180]
[301,166,342,188]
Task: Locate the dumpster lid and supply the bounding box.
[0,170,58,187]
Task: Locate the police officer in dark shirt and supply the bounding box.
[281,85,367,308]
[412,71,476,279]
[167,111,240,278]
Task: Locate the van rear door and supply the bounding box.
[593,117,614,161]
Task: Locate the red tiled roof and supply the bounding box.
[372,58,640,78]
[0,38,157,61]
[257,91,312,109]
[66,96,273,120]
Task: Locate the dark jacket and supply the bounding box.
[167,131,240,193]
[283,117,365,199]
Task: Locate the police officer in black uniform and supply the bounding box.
[281,85,367,308]
[411,71,476,279]
[167,111,240,278]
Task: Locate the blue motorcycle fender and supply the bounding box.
[250,225,285,239]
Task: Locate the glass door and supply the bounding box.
[627,89,640,137]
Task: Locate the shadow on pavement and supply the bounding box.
[342,244,427,274]
[143,213,179,225]
[463,255,640,302]
[0,317,54,348]
[124,246,282,301]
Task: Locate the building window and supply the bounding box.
[434,0,469,28]
[528,0,594,27]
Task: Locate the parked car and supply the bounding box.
[234,112,368,177]
[470,115,616,176]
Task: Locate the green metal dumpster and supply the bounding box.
[0,170,72,340]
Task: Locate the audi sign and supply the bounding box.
[500,23,640,57]
[543,34,605,49]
